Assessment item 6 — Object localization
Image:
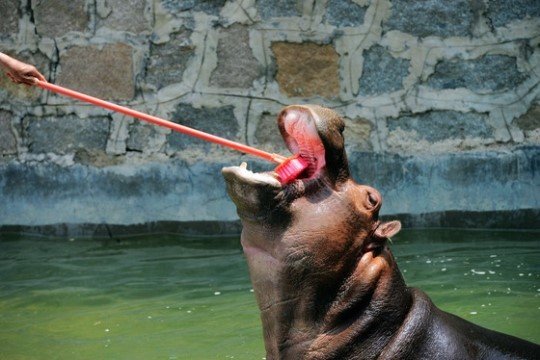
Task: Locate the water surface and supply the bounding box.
[0,229,538,359]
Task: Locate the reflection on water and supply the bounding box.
[0,229,538,359]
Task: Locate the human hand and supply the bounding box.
[0,52,46,85]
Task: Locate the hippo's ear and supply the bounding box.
[374,221,401,240]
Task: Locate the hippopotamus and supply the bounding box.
[222,105,540,359]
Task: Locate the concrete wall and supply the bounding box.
[1,0,539,236]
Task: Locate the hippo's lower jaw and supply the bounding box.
[225,162,282,188]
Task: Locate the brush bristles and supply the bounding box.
[275,155,309,184]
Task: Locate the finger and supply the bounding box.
[23,75,38,85]
[7,72,20,83]
[31,71,46,82]
[35,73,46,82]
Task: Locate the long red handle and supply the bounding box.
[34,80,287,164]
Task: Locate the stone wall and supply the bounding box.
[1,0,539,235]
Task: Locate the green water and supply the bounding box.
[0,229,538,359]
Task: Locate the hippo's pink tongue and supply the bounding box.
[280,109,326,180]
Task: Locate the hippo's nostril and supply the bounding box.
[363,187,382,211]
[366,191,382,211]
[368,193,378,208]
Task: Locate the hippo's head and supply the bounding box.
[222,104,360,219]
[222,105,402,358]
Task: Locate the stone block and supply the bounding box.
[324,0,367,27]
[272,42,340,98]
[57,43,134,100]
[126,123,166,153]
[383,0,474,38]
[210,25,262,89]
[97,0,151,33]
[25,114,110,154]
[514,105,540,131]
[256,0,300,20]
[425,55,527,92]
[0,0,19,36]
[344,116,373,151]
[485,0,540,28]
[73,149,123,167]
[160,0,226,16]
[145,29,194,89]
[32,0,87,37]
[388,111,492,142]
[167,103,239,155]
[514,105,540,144]
[0,111,17,156]
[254,113,289,155]
[359,45,409,96]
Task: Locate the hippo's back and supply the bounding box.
[405,289,540,360]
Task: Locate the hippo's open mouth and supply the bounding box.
[278,106,326,182]
[222,105,330,194]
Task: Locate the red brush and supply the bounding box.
[34,80,308,184]
[274,155,309,183]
